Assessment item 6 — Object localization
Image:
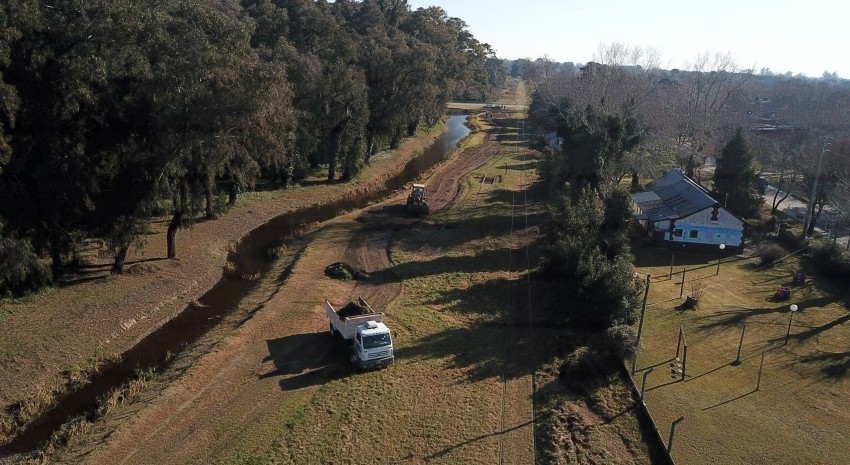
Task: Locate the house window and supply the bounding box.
[673,229,683,238]
[689,230,699,239]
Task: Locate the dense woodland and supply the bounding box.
[0,0,504,294]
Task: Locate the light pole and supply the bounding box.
[715,243,726,275]
[784,304,799,345]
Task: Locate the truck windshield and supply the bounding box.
[362,333,391,349]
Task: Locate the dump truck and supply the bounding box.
[325,297,394,369]
[406,183,429,214]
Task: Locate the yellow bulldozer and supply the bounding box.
[406,183,429,215]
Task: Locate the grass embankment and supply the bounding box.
[633,242,850,465]
[0,119,452,445]
[219,117,522,465]
[213,116,657,465]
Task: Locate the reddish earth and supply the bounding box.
[0,124,452,438]
[52,120,503,464]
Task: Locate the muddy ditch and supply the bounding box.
[0,115,472,456]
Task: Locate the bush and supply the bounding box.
[0,236,53,296]
[778,228,806,250]
[811,242,850,277]
[597,325,638,360]
[558,346,612,394]
[756,243,786,267]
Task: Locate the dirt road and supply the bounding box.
[65,120,504,465]
[0,124,452,418]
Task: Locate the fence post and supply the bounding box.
[679,268,686,298]
[669,251,675,278]
[734,324,746,365]
[640,368,653,402]
[668,416,685,454]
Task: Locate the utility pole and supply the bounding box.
[802,136,832,239]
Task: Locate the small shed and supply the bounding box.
[632,170,746,250]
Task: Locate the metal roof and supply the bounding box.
[634,170,718,221]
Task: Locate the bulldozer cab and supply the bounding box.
[407,183,429,214]
[412,183,426,198]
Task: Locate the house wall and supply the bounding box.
[663,207,744,247]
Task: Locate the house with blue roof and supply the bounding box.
[632,169,746,250]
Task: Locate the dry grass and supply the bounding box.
[0,117,453,433]
[633,244,850,465]
[231,132,528,465]
[214,118,654,465]
[0,350,120,444]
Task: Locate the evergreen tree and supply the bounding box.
[713,128,761,217]
[542,190,642,328]
[546,101,642,196]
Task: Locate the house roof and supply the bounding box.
[632,191,660,203]
[634,170,718,221]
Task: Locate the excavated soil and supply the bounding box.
[39,120,502,464]
[0,116,471,455]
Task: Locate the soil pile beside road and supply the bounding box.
[0,117,470,449]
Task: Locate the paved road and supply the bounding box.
[763,185,849,247]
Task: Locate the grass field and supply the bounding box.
[203,117,659,465]
[633,242,850,465]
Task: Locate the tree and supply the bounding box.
[667,53,751,168]
[833,175,850,233]
[542,190,642,328]
[548,101,643,195]
[712,128,761,217]
[0,0,169,272]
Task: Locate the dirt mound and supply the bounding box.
[324,262,365,280]
[126,263,161,276]
[337,300,374,319]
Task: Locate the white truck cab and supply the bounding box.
[351,321,394,369]
[326,299,394,369]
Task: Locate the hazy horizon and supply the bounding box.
[407,0,849,78]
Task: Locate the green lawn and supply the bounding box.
[633,244,850,465]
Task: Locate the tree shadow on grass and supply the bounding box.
[370,246,514,285]
[696,306,786,329]
[497,161,538,172]
[788,309,850,343]
[394,277,535,382]
[389,203,544,255]
[58,257,170,287]
[798,350,850,378]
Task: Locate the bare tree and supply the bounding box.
[674,54,752,160]
[751,134,797,214]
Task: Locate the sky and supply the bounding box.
[406,0,849,78]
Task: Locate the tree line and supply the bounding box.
[0,0,502,295]
[523,46,850,222]
[526,45,850,345]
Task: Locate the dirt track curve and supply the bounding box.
[67,125,502,465]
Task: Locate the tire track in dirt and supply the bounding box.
[70,123,501,465]
[348,139,500,309]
